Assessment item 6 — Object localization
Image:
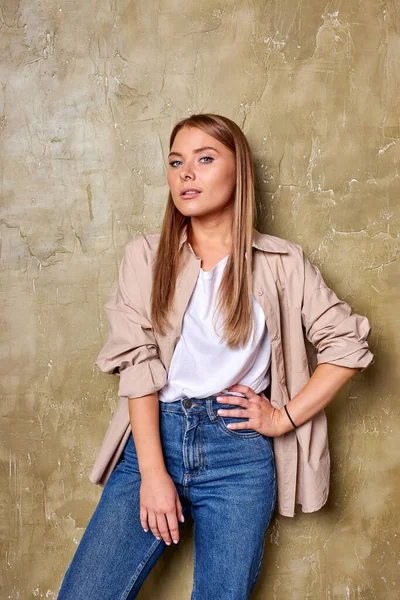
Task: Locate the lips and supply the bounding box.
[181,189,202,197]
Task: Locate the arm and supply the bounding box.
[96,240,168,474]
[128,392,168,476]
[96,239,183,544]
[96,242,167,474]
[95,239,167,402]
[277,250,374,435]
[277,363,358,435]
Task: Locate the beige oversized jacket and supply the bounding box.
[91,225,374,518]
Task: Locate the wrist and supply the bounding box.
[139,464,168,478]
[278,405,297,435]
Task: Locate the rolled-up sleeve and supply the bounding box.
[95,240,167,398]
[301,252,375,372]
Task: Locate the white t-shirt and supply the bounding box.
[158,254,272,402]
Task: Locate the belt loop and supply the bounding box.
[206,397,218,422]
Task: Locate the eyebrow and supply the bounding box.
[168,146,220,159]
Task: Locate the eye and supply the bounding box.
[169,160,182,168]
[200,156,214,163]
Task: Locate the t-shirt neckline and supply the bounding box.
[200,254,229,275]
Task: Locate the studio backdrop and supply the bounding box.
[1,1,398,598]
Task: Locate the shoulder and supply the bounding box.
[253,229,304,260]
[117,234,160,303]
[123,231,161,263]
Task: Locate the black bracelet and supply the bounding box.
[284,404,298,429]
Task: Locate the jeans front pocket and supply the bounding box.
[217,403,262,439]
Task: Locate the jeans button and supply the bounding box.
[183,399,192,408]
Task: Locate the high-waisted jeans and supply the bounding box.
[57,394,277,600]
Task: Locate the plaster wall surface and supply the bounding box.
[0,1,399,598]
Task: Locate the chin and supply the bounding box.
[173,199,205,214]
[176,207,206,218]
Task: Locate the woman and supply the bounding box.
[57,114,374,599]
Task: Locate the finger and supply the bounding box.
[247,391,261,403]
[225,421,251,430]
[156,513,172,545]
[176,498,185,524]
[227,384,253,397]
[216,395,250,408]
[166,510,180,544]
[140,506,149,532]
[217,408,249,418]
[148,512,161,540]
[227,385,260,402]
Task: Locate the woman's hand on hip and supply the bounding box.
[140,469,185,545]
[216,384,285,437]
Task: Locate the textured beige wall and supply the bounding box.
[1,1,399,598]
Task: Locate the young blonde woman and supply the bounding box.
[57,114,374,599]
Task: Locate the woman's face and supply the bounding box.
[167,126,236,220]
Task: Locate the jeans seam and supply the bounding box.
[199,421,204,471]
[119,538,163,600]
[192,527,197,600]
[250,475,277,591]
[250,537,265,591]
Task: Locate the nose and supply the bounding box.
[180,166,195,181]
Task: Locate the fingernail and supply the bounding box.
[216,397,223,402]
[180,515,185,522]
[173,539,179,544]
[143,528,148,532]
[166,541,171,545]
[156,536,161,540]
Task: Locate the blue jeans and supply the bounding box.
[57,394,277,600]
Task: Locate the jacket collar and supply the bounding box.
[178,223,289,254]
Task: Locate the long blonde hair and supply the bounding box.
[151,113,257,348]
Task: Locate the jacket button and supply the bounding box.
[258,290,263,296]
[183,399,192,408]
